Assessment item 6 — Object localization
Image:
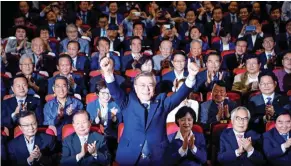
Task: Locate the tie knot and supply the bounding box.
[18,100,24,104]
[142,103,149,109]
[236,134,243,139]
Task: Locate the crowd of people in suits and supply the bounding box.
[1,1,291,166]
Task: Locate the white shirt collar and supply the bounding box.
[175,130,193,141]
[78,134,89,145]
[262,93,275,104]
[16,96,27,103]
[131,52,141,59]
[174,70,185,80]
[233,129,244,137]
[264,50,274,59]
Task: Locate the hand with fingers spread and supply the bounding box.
[241,137,254,152]
[218,71,224,80]
[88,141,97,155]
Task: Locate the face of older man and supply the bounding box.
[12,77,28,98]
[246,58,260,74]
[190,42,202,57]
[262,37,275,52]
[15,28,26,41]
[212,84,226,103]
[232,109,249,133]
[32,38,44,56]
[235,41,247,55]
[58,57,72,76]
[172,54,186,72]
[19,114,38,138]
[134,75,155,102]
[73,113,91,136]
[159,41,172,57]
[206,55,220,72]
[259,76,276,96]
[53,78,68,99]
[275,114,291,134]
[282,53,291,71]
[66,27,78,41]
[20,57,34,75]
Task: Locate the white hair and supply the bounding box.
[230,106,251,121]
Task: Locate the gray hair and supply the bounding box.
[230,106,251,121]
[134,71,156,86]
[190,39,202,49]
[19,54,34,65]
[66,24,77,32]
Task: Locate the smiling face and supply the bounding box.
[19,115,38,138]
[190,41,202,57]
[212,84,226,103]
[275,114,291,134]
[97,40,110,55]
[235,40,247,55]
[53,78,68,99]
[246,58,260,74]
[20,57,34,75]
[232,109,249,133]
[172,54,186,72]
[262,37,275,51]
[98,88,111,103]
[190,28,201,40]
[12,77,28,98]
[58,57,72,76]
[67,42,79,58]
[141,60,153,72]
[206,55,221,72]
[178,112,193,133]
[131,38,142,53]
[282,53,291,71]
[134,75,155,102]
[186,11,196,23]
[73,112,91,136]
[259,75,276,96]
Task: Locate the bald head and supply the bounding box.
[31,37,44,56]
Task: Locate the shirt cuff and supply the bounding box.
[40,11,45,17]
[247,148,254,157]
[76,154,80,162]
[191,146,197,154]
[238,34,244,38]
[27,158,33,165]
[281,143,287,153]
[185,76,196,88]
[259,32,264,37]
[104,74,115,83]
[11,112,17,120]
[178,147,188,157]
[235,149,241,157]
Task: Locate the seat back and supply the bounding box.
[189,92,203,102]
[86,93,99,104]
[45,94,55,102]
[14,126,56,138]
[125,69,141,78]
[161,68,172,76]
[62,124,103,140]
[89,70,102,77]
[166,122,203,135]
[266,121,275,131]
[118,123,124,143]
[233,68,247,75]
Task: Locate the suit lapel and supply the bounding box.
[18,135,31,159]
[72,133,81,154]
[146,99,160,130]
[34,133,43,149]
[273,128,286,144]
[228,129,239,150]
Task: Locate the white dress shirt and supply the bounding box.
[176,130,197,156]
[262,93,275,105]
[233,129,254,157]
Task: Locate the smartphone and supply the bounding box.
[133,12,141,17]
[245,25,256,32]
[163,24,171,30]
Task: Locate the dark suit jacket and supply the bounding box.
[218,128,265,166]
[221,53,247,72]
[67,11,98,28]
[276,33,291,51]
[162,131,207,166]
[178,22,204,38]
[262,21,286,36]
[123,37,153,52]
[103,12,124,25]
[231,21,244,38]
[91,27,103,40]
[90,52,121,71]
[263,128,291,166]
[106,78,194,165]
[258,52,281,71]
[204,20,230,44]
[60,132,111,166]
[74,55,90,74]
[161,70,188,93]
[8,132,56,166]
[28,52,57,77]
[40,21,67,40]
[89,74,125,93]
[212,41,236,52]
[121,54,135,72]
[1,95,43,129]
[47,73,87,96]
[245,34,264,53]
[194,70,233,92]
[223,13,240,31]
[248,93,291,133]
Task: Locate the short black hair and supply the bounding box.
[212,6,223,15]
[171,50,187,61]
[130,36,142,45]
[53,75,69,87]
[17,111,36,125]
[14,13,26,21]
[239,5,249,13]
[96,80,107,93]
[175,106,196,126]
[135,56,154,69]
[67,40,80,51]
[185,9,198,17]
[98,13,109,20]
[58,54,73,66]
[275,110,291,121]
[263,34,275,41]
[283,73,291,92]
[207,52,222,62]
[283,51,291,58]
[13,74,28,85]
[286,19,291,26]
[248,16,261,24]
[236,37,248,46]
[245,54,260,64]
[188,26,201,39]
[108,1,118,7]
[270,5,281,13]
[258,71,277,83]
[14,25,27,34]
[133,21,145,30]
[97,37,110,46]
[214,80,227,89]
[37,25,50,36]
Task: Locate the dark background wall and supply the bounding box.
[1,1,19,38]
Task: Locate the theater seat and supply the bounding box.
[62,124,104,140]
[89,70,102,77]
[266,121,275,131]
[118,123,124,143]
[233,68,247,75]
[189,92,203,102]
[166,122,203,135]
[125,69,141,78]
[45,94,55,102]
[14,126,56,138]
[86,93,99,104]
[221,50,235,57]
[1,126,9,136]
[161,68,172,76]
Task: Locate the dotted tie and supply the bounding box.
[266,97,272,105]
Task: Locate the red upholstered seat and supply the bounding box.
[86,93,99,104]
[266,121,275,131]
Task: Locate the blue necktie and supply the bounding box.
[266,97,272,105]
[49,25,55,37]
[18,100,24,111]
[141,103,150,157]
[231,15,236,24]
[216,24,220,36]
[82,13,87,24]
[267,54,272,60]
[213,74,219,82]
[282,133,288,141]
